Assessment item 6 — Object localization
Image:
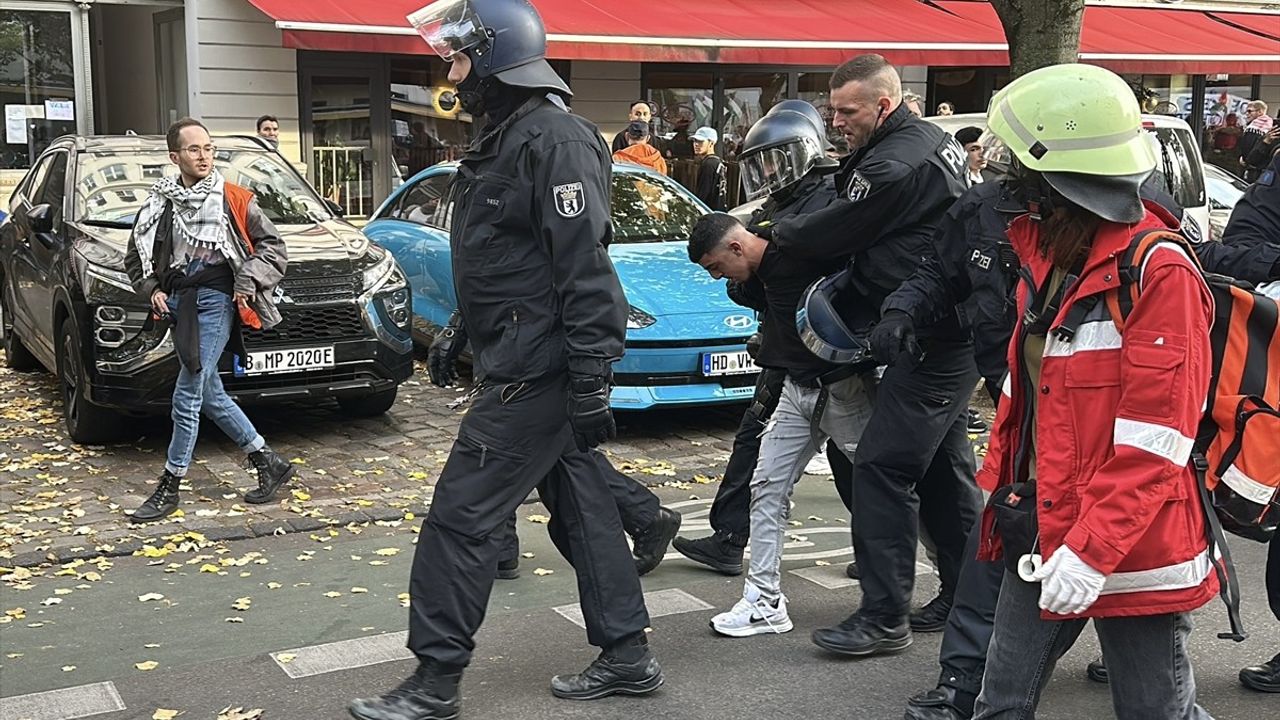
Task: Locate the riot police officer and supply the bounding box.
[757,54,981,657]
[672,106,842,575]
[350,2,660,718]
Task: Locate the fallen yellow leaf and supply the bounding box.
[373,548,399,556]
[199,564,221,573]
[231,597,252,611]
[275,653,297,664]
[533,568,554,576]
[350,587,368,594]
[62,665,76,672]
[152,710,182,720]
[135,660,159,671]
[266,582,282,590]
[526,514,551,524]
[291,489,311,502]
[216,708,264,720]
[323,591,342,598]
[138,593,165,602]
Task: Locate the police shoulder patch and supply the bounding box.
[846,172,872,202]
[1179,213,1204,244]
[553,181,585,218]
[1260,169,1276,187]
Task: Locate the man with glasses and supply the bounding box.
[1240,101,1275,182]
[123,118,295,523]
[350,2,661,718]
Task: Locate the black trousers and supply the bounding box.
[707,368,856,544]
[851,340,983,623]
[408,376,650,667]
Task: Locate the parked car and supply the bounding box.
[363,162,760,410]
[924,112,1211,237]
[0,135,414,443]
[1203,163,1249,241]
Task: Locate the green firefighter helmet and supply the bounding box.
[986,63,1156,223]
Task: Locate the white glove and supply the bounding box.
[1031,545,1106,615]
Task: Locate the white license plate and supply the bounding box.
[701,350,757,377]
[235,346,335,376]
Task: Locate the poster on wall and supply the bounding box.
[45,100,75,121]
[5,106,29,144]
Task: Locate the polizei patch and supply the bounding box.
[553,181,585,218]
[846,172,872,202]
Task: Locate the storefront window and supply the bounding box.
[1123,74,1193,117]
[1,9,77,170]
[389,58,472,180]
[721,72,787,158]
[647,71,713,160]
[798,72,844,153]
[310,75,375,218]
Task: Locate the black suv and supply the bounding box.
[0,135,414,443]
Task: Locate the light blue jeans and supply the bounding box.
[164,287,264,477]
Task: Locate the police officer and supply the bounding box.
[1211,149,1280,285]
[756,54,982,657]
[672,106,841,575]
[350,3,660,718]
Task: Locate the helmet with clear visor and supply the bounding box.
[738,110,826,201]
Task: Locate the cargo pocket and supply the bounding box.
[1118,329,1187,425]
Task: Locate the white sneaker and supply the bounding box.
[804,452,832,476]
[710,583,793,637]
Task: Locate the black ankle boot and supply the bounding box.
[131,471,181,523]
[496,557,520,580]
[549,633,663,700]
[633,506,681,576]
[244,446,295,504]
[671,533,744,576]
[348,658,463,720]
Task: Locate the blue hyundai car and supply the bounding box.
[363,162,759,410]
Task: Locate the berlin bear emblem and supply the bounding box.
[553,181,585,218]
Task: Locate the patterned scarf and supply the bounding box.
[133,170,228,270]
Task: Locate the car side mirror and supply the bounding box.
[26,203,53,234]
[323,199,345,217]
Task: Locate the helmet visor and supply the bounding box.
[739,140,819,201]
[408,0,488,60]
[979,130,1012,173]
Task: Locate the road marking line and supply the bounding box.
[791,561,936,590]
[0,682,125,720]
[553,588,713,629]
[271,631,412,679]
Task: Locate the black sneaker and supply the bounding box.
[1086,656,1109,684]
[549,646,663,700]
[672,534,744,576]
[908,593,953,633]
[811,612,912,657]
[633,506,681,576]
[130,471,181,523]
[1239,652,1280,693]
[244,445,296,504]
[348,658,462,720]
[496,557,520,580]
[845,561,860,580]
[904,685,975,720]
[966,408,988,434]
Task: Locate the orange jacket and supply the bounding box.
[612,143,667,175]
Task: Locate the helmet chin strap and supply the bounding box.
[1008,159,1059,222]
[455,70,492,117]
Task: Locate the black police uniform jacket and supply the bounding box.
[768,103,968,334]
[449,96,627,383]
[1214,152,1280,285]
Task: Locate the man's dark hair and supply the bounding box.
[687,212,742,263]
[830,53,899,99]
[630,100,650,112]
[955,126,983,146]
[167,117,209,152]
[256,115,278,131]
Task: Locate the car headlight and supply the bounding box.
[378,285,411,328]
[85,262,135,294]
[627,306,656,329]
[362,248,396,293]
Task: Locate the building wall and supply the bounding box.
[1260,75,1280,114]
[190,0,300,162]
[570,61,642,140]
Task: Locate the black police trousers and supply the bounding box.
[499,456,660,563]
[708,368,855,545]
[851,340,982,623]
[407,376,650,667]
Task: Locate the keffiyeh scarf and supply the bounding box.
[133,170,229,270]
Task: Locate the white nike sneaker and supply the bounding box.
[710,582,793,637]
[804,452,832,476]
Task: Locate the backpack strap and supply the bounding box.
[1194,452,1249,642]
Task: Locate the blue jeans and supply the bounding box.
[164,287,264,476]
[973,570,1213,720]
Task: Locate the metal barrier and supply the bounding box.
[313,146,372,219]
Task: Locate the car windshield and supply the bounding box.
[611,170,705,243]
[74,147,331,226]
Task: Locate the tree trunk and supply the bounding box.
[990,0,1086,79]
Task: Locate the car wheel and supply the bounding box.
[57,317,122,443]
[1,280,41,371]
[336,387,398,418]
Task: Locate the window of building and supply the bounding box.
[646,70,714,160]
[389,58,473,179]
[1,10,78,170]
[721,72,787,156]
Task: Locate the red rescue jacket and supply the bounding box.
[977,201,1220,619]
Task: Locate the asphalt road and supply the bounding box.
[2,479,1275,720]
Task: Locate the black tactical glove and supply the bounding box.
[870,310,922,367]
[567,372,615,452]
[428,312,467,387]
[745,331,763,360]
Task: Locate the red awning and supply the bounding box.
[247,0,1280,73]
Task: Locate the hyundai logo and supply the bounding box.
[724,314,753,330]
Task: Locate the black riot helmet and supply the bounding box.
[769,99,836,153]
[408,0,571,96]
[795,270,878,366]
[738,110,831,201]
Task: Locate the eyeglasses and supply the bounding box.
[181,145,216,158]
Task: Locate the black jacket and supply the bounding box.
[1216,151,1280,284]
[448,96,626,383]
[769,103,968,333]
[695,155,728,211]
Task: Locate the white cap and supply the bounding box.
[691,126,718,143]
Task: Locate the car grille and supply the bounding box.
[613,371,757,389]
[224,368,378,392]
[279,274,360,304]
[243,305,366,345]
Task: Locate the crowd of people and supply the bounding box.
[117,1,1278,719]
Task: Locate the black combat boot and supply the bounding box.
[348,658,463,720]
[846,560,860,579]
[244,445,295,504]
[632,506,681,576]
[496,557,520,580]
[672,533,744,576]
[550,632,663,700]
[1240,652,1280,693]
[909,592,954,633]
[130,471,181,523]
